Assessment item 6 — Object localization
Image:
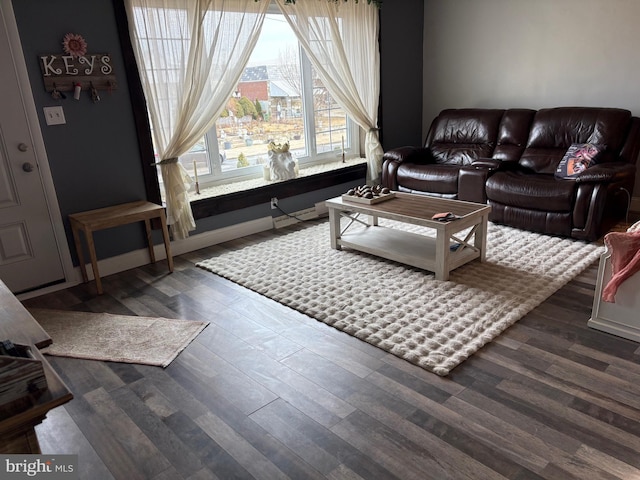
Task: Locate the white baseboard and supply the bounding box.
[94,216,274,279]
[24,205,330,299]
[21,217,274,297]
[272,202,330,229]
[17,280,80,301]
[315,200,329,216]
[170,217,274,256]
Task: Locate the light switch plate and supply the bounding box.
[43,106,66,126]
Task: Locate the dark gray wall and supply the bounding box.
[11,0,420,261]
[12,0,149,259]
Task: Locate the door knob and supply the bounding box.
[22,162,34,172]
[18,143,29,152]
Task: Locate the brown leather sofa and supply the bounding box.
[381,107,640,241]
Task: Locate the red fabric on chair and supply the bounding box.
[602,227,640,302]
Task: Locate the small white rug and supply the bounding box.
[197,220,603,375]
[29,309,208,367]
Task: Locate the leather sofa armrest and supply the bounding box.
[459,158,520,203]
[381,146,434,189]
[470,158,501,170]
[470,158,521,171]
[458,165,491,203]
[383,146,434,165]
[575,162,636,184]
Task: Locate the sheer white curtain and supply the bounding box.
[125,0,268,239]
[275,0,383,183]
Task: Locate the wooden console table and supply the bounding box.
[69,201,173,295]
[0,279,73,453]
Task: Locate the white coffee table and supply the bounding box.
[325,192,491,281]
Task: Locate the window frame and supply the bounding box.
[176,5,361,189]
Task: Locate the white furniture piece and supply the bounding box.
[325,192,491,281]
[588,228,640,342]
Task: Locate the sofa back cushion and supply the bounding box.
[519,107,632,174]
[493,109,536,161]
[425,109,504,166]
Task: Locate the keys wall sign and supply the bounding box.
[39,33,117,100]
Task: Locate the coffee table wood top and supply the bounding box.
[326,192,490,226]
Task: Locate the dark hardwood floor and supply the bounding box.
[23,221,640,480]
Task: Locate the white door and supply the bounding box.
[0,4,65,293]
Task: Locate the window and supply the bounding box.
[167,6,360,190]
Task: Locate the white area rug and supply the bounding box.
[197,220,603,375]
[29,309,208,367]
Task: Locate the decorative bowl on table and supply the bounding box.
[341,185,395,204]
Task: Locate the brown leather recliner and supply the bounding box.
[381,107,640,242]
[382,109,510,198]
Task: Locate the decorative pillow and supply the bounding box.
[555,143,605,179]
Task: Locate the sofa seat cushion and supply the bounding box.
[397,163,460,194]
[486,171,577,212]
[488,202,573,237]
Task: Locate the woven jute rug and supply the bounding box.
[197,219,603,375]
[29,309,208,367]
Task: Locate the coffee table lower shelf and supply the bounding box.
[337,226,480,279]
[326,192,490,281]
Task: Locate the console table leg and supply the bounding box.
[85,229,103,295]
[159,211,174,272]
[144,219,157,263]
[70,223,88,283]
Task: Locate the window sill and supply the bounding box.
[189,158,367,220]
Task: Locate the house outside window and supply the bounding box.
[160,6,360,190]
